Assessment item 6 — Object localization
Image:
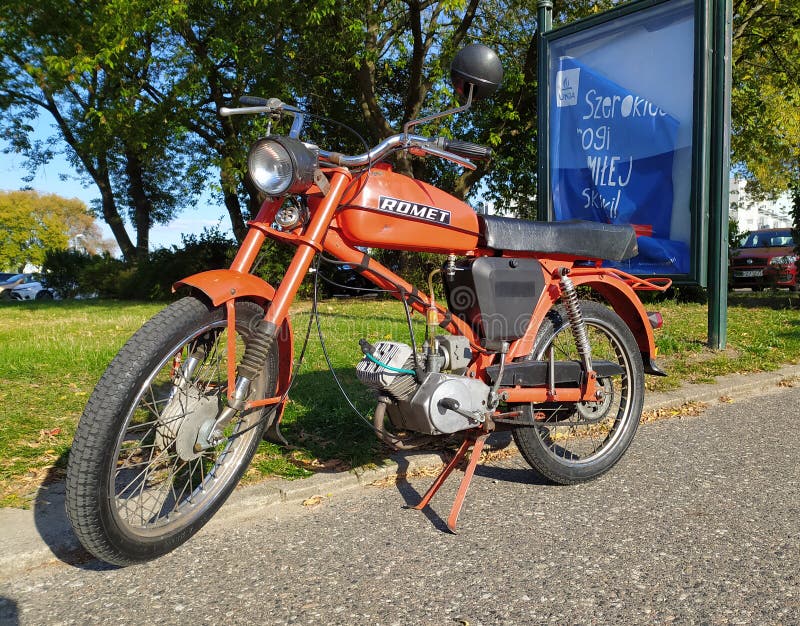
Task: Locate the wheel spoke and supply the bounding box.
[100,303,273,536]
[512,302,643,484]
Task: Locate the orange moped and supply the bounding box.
[66,45,670,565]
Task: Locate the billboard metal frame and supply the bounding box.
[536,0,732,347]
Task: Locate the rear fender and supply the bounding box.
[571,274,663,375]
[175,270,294,439]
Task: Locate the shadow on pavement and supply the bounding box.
[0,597,19,626]
[388,431,549,532]
[32,455,116,573]
[391,454,451,533]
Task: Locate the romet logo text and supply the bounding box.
[378,196,451,225]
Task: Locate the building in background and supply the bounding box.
[729,177,793,232]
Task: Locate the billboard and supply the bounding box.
[541,0,702,278]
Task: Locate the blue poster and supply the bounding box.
[551,57,689,274]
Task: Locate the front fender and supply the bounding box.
[174,269,276,306]
[175,269,294,438]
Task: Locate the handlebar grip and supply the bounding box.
[239,95,270,107]
[440,138,493,161]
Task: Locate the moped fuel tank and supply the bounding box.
[334,166,480,253]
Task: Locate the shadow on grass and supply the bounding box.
[728,291,800,310]
[279,367,385,468]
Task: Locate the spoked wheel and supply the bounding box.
[66,297,279,565]
[511,301,644,485]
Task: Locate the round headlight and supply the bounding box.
[249,140,293,195]
[247,137,317,197]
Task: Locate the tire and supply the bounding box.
[35,289,53,300]
[66,296,279,565]
[511,301,644,485]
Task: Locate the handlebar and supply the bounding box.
[317,134,487,170]
[437,138,492,162]
[219,97,492,171]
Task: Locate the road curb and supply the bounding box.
[2,362,799,582]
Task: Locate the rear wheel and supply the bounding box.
[66,296,279,565]
[511,301,644,485]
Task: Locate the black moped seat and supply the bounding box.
[477,215,638,261]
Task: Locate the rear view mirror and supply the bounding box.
[450,44,503,101]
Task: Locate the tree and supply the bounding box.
[0,0,205,262]
[731,0,800,195]
[0,190,105,270]
[3,0,796,258]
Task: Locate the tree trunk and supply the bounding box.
[124,149,152,262]
[223,185,248,242]
[98,188,135,262]
[93,156,136,262]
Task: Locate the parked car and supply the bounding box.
[729,228,799,291]
[9,274,57,301]
[0,273,25,299]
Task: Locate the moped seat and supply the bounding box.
[477,215,638,261]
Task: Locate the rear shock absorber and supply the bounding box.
[559,268,592,374]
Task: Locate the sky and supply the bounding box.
[0,118,234,253]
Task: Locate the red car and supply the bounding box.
[729,228,799,291]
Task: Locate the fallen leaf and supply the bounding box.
[302,495,324,507]
[37,428,62,442]
[641,401,707,423]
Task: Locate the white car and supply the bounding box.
[0,273,25,299]
[9,274,56,301]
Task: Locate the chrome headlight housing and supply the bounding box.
[247,136,317,197]
[769,255,797,266]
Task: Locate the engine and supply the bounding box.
[355,338,490,435]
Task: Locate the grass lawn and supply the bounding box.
[1,290,799,507]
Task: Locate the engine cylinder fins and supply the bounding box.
[355,341,418,401]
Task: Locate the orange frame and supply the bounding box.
[181,168,670,414]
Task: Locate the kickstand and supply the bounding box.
[412,432,489,533]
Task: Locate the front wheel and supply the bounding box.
[511,301,644,485]
[66,296,279,565]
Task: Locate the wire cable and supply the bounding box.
[364,352,416,375]
[310,255,383,433]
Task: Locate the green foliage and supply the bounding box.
[372,249,448,299]
[731,0,800,195]
[131,229,238,300]
[729,218,744,250]
[41,228,240,300]
[42,250,91,299]
[75,254,128,299]
[0,191,94,271]
[2,0,798,259]
[0,0,209,262]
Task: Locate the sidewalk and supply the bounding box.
[2,363,799,582]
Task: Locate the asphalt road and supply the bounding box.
[1,387,798,625]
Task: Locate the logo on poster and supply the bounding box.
[556,68,580,107]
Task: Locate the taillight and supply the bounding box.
[647,311,663,329]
